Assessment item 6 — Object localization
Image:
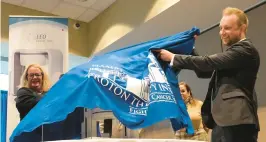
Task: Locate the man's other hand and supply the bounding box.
[155,49,175,62]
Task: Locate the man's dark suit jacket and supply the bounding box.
[172,39,260,130]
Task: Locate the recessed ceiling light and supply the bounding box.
[78,0,88,2]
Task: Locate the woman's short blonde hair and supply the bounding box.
[19,64,51,92]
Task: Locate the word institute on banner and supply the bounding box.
[10,27,200,141]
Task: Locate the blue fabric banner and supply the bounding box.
[1,90,8,142]
[10,27,200,141]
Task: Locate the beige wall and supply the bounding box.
[1,2,90,57]
[258,107,266,142]
[86,0,180,56]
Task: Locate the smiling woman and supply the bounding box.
[15,64,51,120]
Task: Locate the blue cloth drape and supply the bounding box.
[1,90,8,142]
[10,27,200,142]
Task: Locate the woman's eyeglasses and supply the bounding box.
[27,73,43,78]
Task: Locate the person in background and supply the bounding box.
[14,64,52,142]
[15,64,51,120]
[176,82,208,141]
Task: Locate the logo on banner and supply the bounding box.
[87,53,176,116]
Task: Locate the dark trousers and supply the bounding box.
[212,124,258,142]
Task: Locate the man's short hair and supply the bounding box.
[223,7,249,29]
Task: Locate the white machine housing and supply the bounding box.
[9,48,63,96]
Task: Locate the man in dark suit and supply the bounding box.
[156,7,260,142]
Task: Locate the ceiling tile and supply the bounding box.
[22,0,61,13]
[1,0,24,5]
[3,0,116,23]
[64,0,96,8]
[52,2,87,19]
[77,8,98,22]
[90,0,116,12]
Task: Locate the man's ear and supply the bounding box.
[241,24,247,33]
